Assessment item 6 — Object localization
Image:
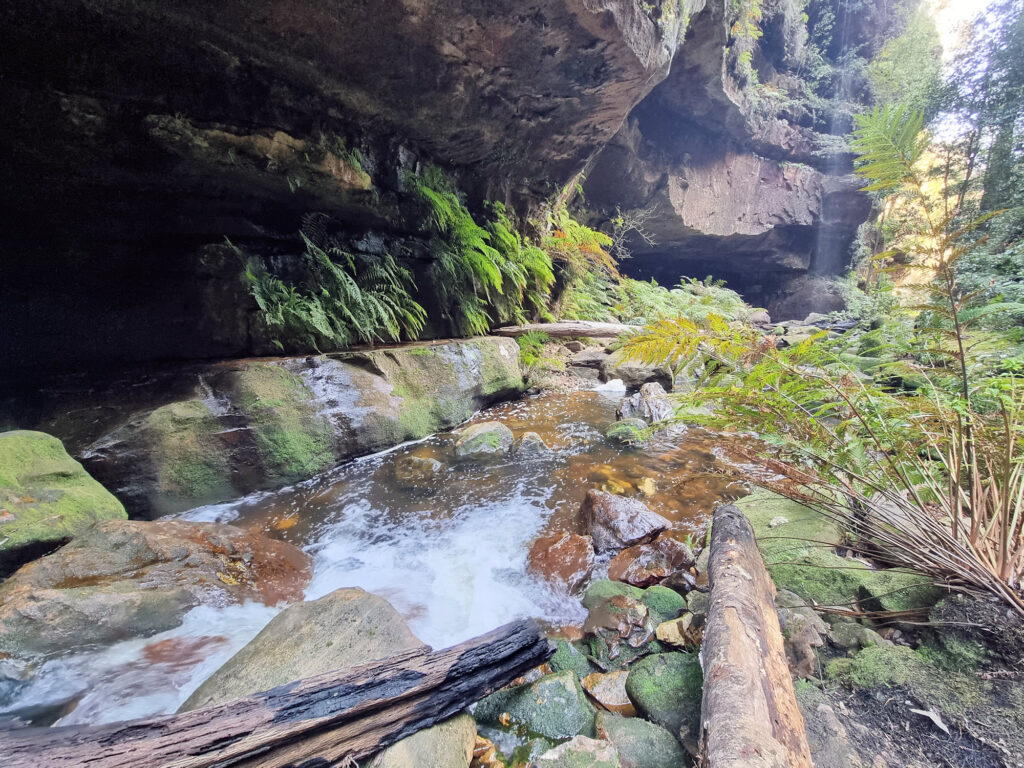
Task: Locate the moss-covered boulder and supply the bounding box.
[474,670,597,740]
[232,363,335,484]
[453,421,514,458]
[735,492,943,611]
[605,419,647,447]
[549,638,596,680]
[595,711,690,768]
[0,430,126,571]
[624,652,703,752]
[581,581,688,670]
[75,338,525,516]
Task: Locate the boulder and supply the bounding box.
[581,582,685,670]
[181,587,475,766]
[595,711,689,768]
[0,430,127,573]
[794,685,863,768]
[581,490,670,553]
[582,670,635,716]
[474,670,596,740]
[453,421,514,458]
[624,652,703,753]
[0,519,311,658]
[538,736,619,768]
[549,639,595,680]
[393,455,443,489]
[527,532,596,594]
[604,419,648,447]
[654,615,699,649]
[607,537,694,588]
[615,383,674,424]
[512,432,553,457]
[600,355,672,391]
[70,339,523,517]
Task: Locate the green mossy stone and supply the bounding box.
[583,580,645,608]
[537,735,619,768]
[234,364,334,483]
[454,421,514,457]
[624,652,703,747]
[474,670,597,740]
[595,711,690,768]
[144,400,233,511]
[641,586,687,624]
[735,491,942,612]
[549,639,595,680]
[605,419,647,447]
[0,430,126,559]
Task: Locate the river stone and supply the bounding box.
[607,537,694,588]
[0,519,310,659]
[599,354,672,391]
[0,430,127,573]
[604,419,647,447]
[581,490,669,553]
[595,711,689,768]
[181,587,475,767]
[527,531,595,593]
[454,421,514,457]
[615,383,673,424]
[794,684,863,768]
[581,581,682,671]
[582,670,635,716]
[624,652,703,753]
[474,670,596,740]
[537,735,619,767]
[512,431,552,457]
[655,614,698,649]
[393,455,443,489]
[549,639,595,680]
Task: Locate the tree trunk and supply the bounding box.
[492,321,635,339]
[0,619,551,768]
[700,504,813,768]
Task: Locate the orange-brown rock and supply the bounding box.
[0,519,311,658]
[582,670,636,717]
[607,536,695,587]
[581,490,670,553]
[527,531,595,594]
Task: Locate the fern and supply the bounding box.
[236,215,426,352]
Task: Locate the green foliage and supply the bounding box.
[410,167,555,335]
[866,9,944,120]
[851,105,929,194]
[559,274,752,325]
[516,330,551,369]
[239,215,426,352]
[544,204,617,282]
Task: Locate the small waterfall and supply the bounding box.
[811,0,855,276]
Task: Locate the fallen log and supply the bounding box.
[0,618,551,768]
[492,321,635,339]
[700,504,813,768]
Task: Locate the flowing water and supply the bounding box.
[0,385,758,727]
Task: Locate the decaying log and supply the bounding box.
[700,505,813,768]
[0,619,551,768]
[492,321,635,339]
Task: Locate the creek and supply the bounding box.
[0,384,753,728]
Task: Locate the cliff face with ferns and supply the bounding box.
[0,0,899,376]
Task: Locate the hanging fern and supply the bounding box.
[237,214,426,352]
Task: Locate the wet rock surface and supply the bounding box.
[538,735,620,767]
[624,652,703,754]
[454,421,514,458]
[607,536,694,588]
[475,669,597,741]
[0,519,311,658]
[595,710,689,768]
[21,339,522,517]
[581,490,670,553]
[615,383,674,424]
[527,532,596,594]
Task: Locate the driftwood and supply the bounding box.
[0,619,551,768]
[700,505,813,768]
[492,321,635,339]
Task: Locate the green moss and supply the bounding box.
[474,671,596,740]
[234,364,334,483]
[624,652,703,745]
[641,585,687,624]
[0,430,126,556]
[408,347,436,357]
[549,639,594,680]
[145,400,232,508]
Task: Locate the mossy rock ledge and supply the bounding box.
[0,430,127,573]
[72,338,524,516]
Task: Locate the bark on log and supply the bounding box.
[700,505,813,768]
[492,321,635,339]
[0,619,551,768]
